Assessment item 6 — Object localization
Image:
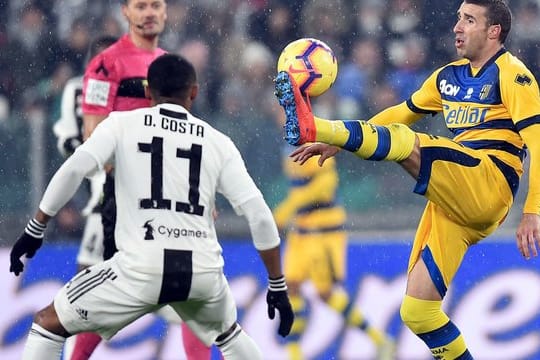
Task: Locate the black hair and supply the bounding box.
[147,54,197,98]
[464,0,512,43]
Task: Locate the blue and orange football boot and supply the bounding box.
[274,71,316,146]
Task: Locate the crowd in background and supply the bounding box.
[1,0,540,241]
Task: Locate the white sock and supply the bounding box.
[215,325,262,360]
[22,323,66,360]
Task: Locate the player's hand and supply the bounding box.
[266,276,294,337]
[516,213,540,260]
[290,143,340,166]
[63,136,82,155]
[9,219,46,276]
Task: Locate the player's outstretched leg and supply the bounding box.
[275,71,416,162]
[274,71,316,146]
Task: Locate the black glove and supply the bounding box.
[266,275,294,337]
[63,136,82,155]
[10,219,46,276]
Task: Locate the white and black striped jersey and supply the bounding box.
[75,103,263,274]
[53,75,104,216]
[53,76,84,157]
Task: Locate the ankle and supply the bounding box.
[316,117,349,145]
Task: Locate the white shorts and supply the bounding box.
[155,305,183,324]
[75,213,104,267]
[53,256,237,346]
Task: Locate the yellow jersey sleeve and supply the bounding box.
[409,67,445,113]
[499,56,540,214]
[369,68,447,127]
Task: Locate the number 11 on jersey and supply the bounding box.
[138,136,204,216]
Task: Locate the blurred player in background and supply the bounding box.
[53,34,117,359]
[9,53,294,360]
[275,0,540,359]
[273,141,395,360]
[79,0,210,358]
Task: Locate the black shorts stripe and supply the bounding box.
[67,268,117,303]
[67,268,108,294]
[158,249,193,304]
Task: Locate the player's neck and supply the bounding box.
[153,98,190,110]
[129,32,159,51]
[469,44,503,68]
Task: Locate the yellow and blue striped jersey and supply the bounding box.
[370,48,540,213]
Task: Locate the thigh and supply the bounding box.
[415,133,513,228]
[169,272,237,346]
[407,202,483,299]
[76,213,104,267]
[54,259,157,340]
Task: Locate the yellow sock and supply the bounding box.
[315,116,351,145]
[314,117,415,161]
[400,295,472,360]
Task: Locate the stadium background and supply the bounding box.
[0,0,539,359]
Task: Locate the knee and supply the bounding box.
[215,322,239,344]
[34,303,70,337]
[400,295,447,335]
[399,298,418,331]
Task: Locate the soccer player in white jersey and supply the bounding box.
[10,53,294,359]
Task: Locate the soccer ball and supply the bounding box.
[277,38,338,97]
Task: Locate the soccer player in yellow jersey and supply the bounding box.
[273,144,395,360]
[274,0,540,359]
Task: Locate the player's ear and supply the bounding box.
[488,24,501,40]
[190,84,199,101]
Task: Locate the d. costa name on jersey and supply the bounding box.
[143,112,205,138]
